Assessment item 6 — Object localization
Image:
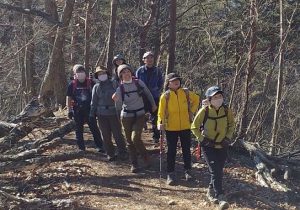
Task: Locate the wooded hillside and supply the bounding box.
[0,0,299,209]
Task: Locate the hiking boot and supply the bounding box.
[217,194,229,209]
[97,147,105,153]
[107,155,117,162]
[185,170,193,181]
[206,188,218,204]
[166,173,175,185]
[131,165,139,173]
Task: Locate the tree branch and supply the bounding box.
[0,3,62,26]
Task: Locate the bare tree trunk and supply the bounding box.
[84,0,92,71]
[39,0,75,107]
[166,0,176,75]
[23,0,35,101]
[106,0,117,73]
[270,0,284,155]
[237,0,257,139]
[44,0,58,52]
[139,0,157,65]
[153,0,162,65]
[70,11,80,65]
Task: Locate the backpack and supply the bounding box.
[119,78,152,111]
[164,88,193,123]
[72,78,92,94]
[201,104,228,130]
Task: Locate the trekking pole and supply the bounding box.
[159,130,164,195]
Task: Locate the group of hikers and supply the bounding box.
[65,51,235,209]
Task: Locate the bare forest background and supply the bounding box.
[0,0,299,158]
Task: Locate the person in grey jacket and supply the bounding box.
[90,66,127,161]
[112,64,157,173]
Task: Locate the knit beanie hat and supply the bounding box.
[117,64,133,78]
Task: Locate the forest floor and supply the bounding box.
[1,118,300,210]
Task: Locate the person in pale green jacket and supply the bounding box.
[191,86,234,209]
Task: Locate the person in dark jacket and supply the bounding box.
[136,51,163,143]
[112,54,126,83]
[90,66,128,161]
[66,64,104,152]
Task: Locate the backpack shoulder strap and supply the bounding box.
[183,88,193,122]
[72,80,77,94]
[203,106,209,127]
[134,78,143,89]
[86,78,92,90]
[134,79,145,96]
[120,83,125,101]
[164,90,171,124]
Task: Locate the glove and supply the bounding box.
[68,111,74,119]
[221,137,230,148]
[200,137,214,147]
[158,124,164,131]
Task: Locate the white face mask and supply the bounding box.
[76,72,86,83]
[211,98,223,109]
[123,78,132,84]
[98,74,108,81]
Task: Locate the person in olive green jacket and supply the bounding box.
[157,73,199,185]
[191,86,234,209]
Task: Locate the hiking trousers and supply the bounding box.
[97,114,127,157]
[202,146,228,197]
[121,115,147,165]
[74,107,103,150]
[165,129,192,173]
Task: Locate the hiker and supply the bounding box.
[112,64,157,173]
[66,64,104,152]
[157,73,200,185]
[90,66,128,161]
[191,86,235,209]
[112,54,126,83]
[136,51,163,143]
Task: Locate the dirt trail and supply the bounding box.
[1,126,299,210]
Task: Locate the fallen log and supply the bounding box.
[0,138,62,162]
[31,120,76,148]
[12,98,52,123]
[0,123,34,153]
[0,189,77,209]
[0,121,17,137]
[3,120,75,155]
[238,139,290,192]
[0,151,84,173]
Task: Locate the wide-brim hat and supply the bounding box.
[95,66,108,75]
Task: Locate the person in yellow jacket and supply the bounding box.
[157,73,199,185]
[191,86,234,209]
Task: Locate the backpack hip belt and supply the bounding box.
[99,105,115,110]
[123,107,144,113]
